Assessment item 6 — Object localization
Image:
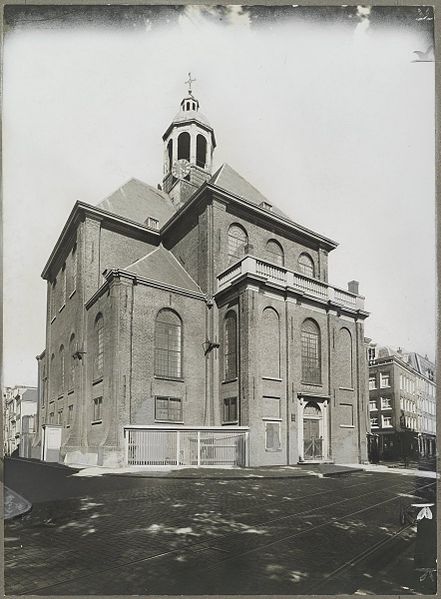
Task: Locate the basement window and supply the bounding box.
[145,217,159,231]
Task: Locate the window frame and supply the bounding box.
[223,311,238,381]
[298,253,315,278]
[264,421,282,452]
[154,396,183,423]
[154,309,183,380]
[227,224,249,265]
[94,314,104,382]
[265,239,284,267]
[301,319,321,385]
[222,397,238,424]
[92,396,103,423]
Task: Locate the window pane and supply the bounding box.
[155,311,182,378]
[301,322,321,384]
[228,225,248,264]
[224,312,237,380]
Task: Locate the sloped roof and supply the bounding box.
[97,178,176,227]
[210,163,289,219]
[409,352,436,380]
[21,388,38,402]
[124,245,202,293]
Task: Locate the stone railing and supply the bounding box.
[217,256,365,311]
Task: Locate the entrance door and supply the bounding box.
[303,402,323,460]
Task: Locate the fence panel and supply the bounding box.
[126,428,248,467]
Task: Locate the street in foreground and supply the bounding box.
[4,458,437,595]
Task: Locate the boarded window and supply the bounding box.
[94,314,104,380]
[340,403,354,426]
[263,397,281,419]
[265,422,281,451]
[301,319,321,384]
[177,132,190,161]
[338,328,353,388]
[155,309,182,378]
[224,311,237,380]
[261,307,280,378]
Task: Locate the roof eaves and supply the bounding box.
[206,183,339,251]
[41,201,161,280]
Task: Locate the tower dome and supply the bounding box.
[162,74,216,208]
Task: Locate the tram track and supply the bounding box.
[14,477,435,595]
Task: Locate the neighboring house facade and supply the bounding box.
[3,386,38,456]
[35,88,370,467]
[368,344,436,461]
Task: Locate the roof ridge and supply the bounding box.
[124,246,160,271]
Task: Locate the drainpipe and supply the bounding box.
[285,299,290,465]
[355,321,362,463]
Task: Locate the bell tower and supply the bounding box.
[162,74,216,208]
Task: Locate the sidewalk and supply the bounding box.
[344,462,438,479]
[72,462,365,479]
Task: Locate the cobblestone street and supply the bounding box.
[4,459,437,595]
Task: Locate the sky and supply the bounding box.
[3,5,436,386]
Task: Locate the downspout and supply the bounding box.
[129,279,135,424]
[285,298,290,465]
[355,321,362,463]
[327,313,332,461]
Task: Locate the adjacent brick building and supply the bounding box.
[35,87,370,467]
[367,344,436,461]
[4,385,37,456]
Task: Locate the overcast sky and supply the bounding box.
[3,5,435,386]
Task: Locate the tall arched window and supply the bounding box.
[69,333,76,390]
[71,244,77,293]
[155,309,182,378]
[298,253,315,278]
[228,224,248,264]
[177,132,190,161]
[261,307,280,378]
[167,139,173,172]
[50,353,55,399]
[196,134,207,168]
[266,240,284,266]
[338,328,353,388]
[301,319,321,384]
[59,345,65,395]
[94,314,104,380]
[224,311,238,380]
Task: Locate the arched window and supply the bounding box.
[50,353,55,399]
[196,134,207,168]
[71,244,77,293]
[298,253,315,278]
[51,279,57,320]
[261,307,280,378]
[228,224,248,264]
[266,240,284,266]
[94,314,104,380]
[338,328,353,388]
[167,139,173,172]
[59,345,65,394]
[301,319,321,384]
[177,132,190,161]
[224,311,238,380]
[69,333,76,390]
[155,309,182,378]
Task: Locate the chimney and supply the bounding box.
[348,280,359,295]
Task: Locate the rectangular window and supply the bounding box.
[155,396,182,422]
[368,347,376,361]
[381,397,392,410]
[49,411,55,424]
[370,417,379,428]
[368,376,376,390]
[93,396,103,421]
[263,397,281,419]
[382,415,392,428]
[380,373,390,388]
[67,405,74,425]
[369,400,377,411]
[223,397,238,423]
[265,421,281,451]
[57,409,63,425]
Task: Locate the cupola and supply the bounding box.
[162,74,216,208]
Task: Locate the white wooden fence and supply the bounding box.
[124,426,249,467]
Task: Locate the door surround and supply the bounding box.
[297,393,330,463]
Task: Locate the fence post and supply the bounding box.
[176,430,180,467]
[245,431,249,467]
[197,431,201,467]
[124,428,129,466]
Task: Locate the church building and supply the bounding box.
[35,82,370,467]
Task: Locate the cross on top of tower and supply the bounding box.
[185,72,196,94]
